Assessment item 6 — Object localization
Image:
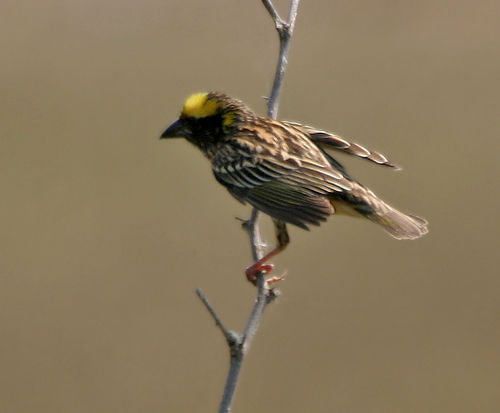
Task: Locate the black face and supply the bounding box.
[177,114,225,154]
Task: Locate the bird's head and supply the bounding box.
[160,92,254,153]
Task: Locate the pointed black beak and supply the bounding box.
[160,118,186,139]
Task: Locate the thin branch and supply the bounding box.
[261,0,284,28]
[241,207,264,263]
[195,288,238,346]
[196,2,300,412]
[263,0,300,119]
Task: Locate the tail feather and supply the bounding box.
[331,183,428,240]
[365,208,428,240]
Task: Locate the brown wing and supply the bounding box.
[212,135,352,229]
[283,121,401,169]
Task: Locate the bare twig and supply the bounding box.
[196,1,300,412]
[241,207,264,263]
[195,289,238,346]
[262,0,300,119]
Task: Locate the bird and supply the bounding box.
[160,91,428,284]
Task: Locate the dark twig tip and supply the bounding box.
[266,288,281,303]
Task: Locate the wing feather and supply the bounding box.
[212,138,345,227]
[283,121,401,169]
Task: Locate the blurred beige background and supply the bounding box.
[1,0,499,412]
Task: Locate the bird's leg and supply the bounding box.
[245,220,289,285]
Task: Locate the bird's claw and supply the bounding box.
[245,262,286,286]
[245,262,273,284]
[264,272,287,285]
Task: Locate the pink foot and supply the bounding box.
[265,272,287,285]
[245,263,286,286]
[245,263,274,285]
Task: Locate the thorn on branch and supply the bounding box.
[236,216,250,230]
[266,287,281,303]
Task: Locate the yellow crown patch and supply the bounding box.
[181,92,219,118]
